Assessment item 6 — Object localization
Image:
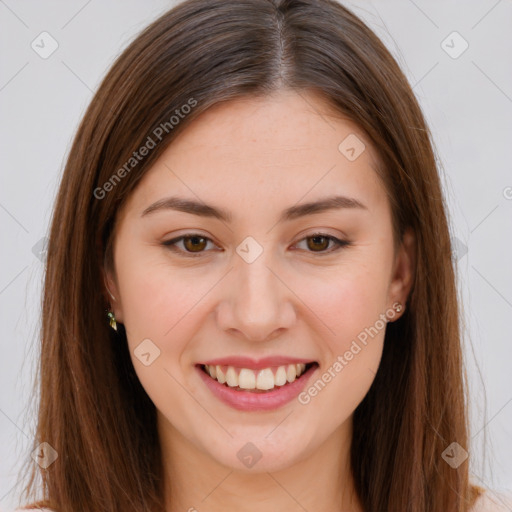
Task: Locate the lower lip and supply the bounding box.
[196,364,318,412]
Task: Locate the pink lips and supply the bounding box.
[196,361,318,412]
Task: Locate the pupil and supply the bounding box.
[308,236,328,251]
[185,236,206,252]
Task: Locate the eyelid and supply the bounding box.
[162,231,351,257]
[162,233,219,257]
[292,232,351,254]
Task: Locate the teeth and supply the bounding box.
[286,364,296,383]
[226,366,238,387]
[256,368,275,390]
[275,366,287,386]
[216,365,226,384]
[238,368,256,390]
[204,363,308,390]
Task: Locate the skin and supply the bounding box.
[105,89,415,512]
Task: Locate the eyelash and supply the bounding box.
[162,232,351,257]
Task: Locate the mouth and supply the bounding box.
[199,362,318,393]
[195,361,319,411]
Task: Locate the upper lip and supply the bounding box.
[198,356,316,370]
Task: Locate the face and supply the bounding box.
[105,89,414,474]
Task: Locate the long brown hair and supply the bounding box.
[19,0,482,510]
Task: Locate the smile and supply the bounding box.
[202,363,314,391]
[196,361,319,411]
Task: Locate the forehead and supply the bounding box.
[121,90,388,221]
[166,89,378,166]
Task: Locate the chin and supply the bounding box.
[204,430,312,474]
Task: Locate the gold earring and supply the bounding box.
[107,309,117,331]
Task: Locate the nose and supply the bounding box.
[216,251,296,343]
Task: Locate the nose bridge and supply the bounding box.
[221,245,295,341]
[239,253,279,307]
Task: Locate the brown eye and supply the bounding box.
[306,235,330,252]
[294,233,350,254]
[183,235,207,252]
[163,232,349,258]
[162,234,215,256]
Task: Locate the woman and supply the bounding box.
[15,0,511,511]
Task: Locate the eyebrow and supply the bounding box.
[141,194,367,223]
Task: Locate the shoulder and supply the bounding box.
[471,489,512,512]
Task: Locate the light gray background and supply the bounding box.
[1,0,511,509]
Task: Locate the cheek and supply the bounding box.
[295,269,388,421]
[291,259,391,346]
[113,250,212,417]
[288,257,391,417]
[114,244,206,347]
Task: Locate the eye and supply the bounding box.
[293,233,350,254]
[162,234,218,256]
[162,232,350,257]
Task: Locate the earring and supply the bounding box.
[107,309,117,331]
[393,302,403,313]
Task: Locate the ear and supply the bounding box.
[387,227,416,321]
[103,266,124,323]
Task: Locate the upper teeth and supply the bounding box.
[204,363,307,390]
